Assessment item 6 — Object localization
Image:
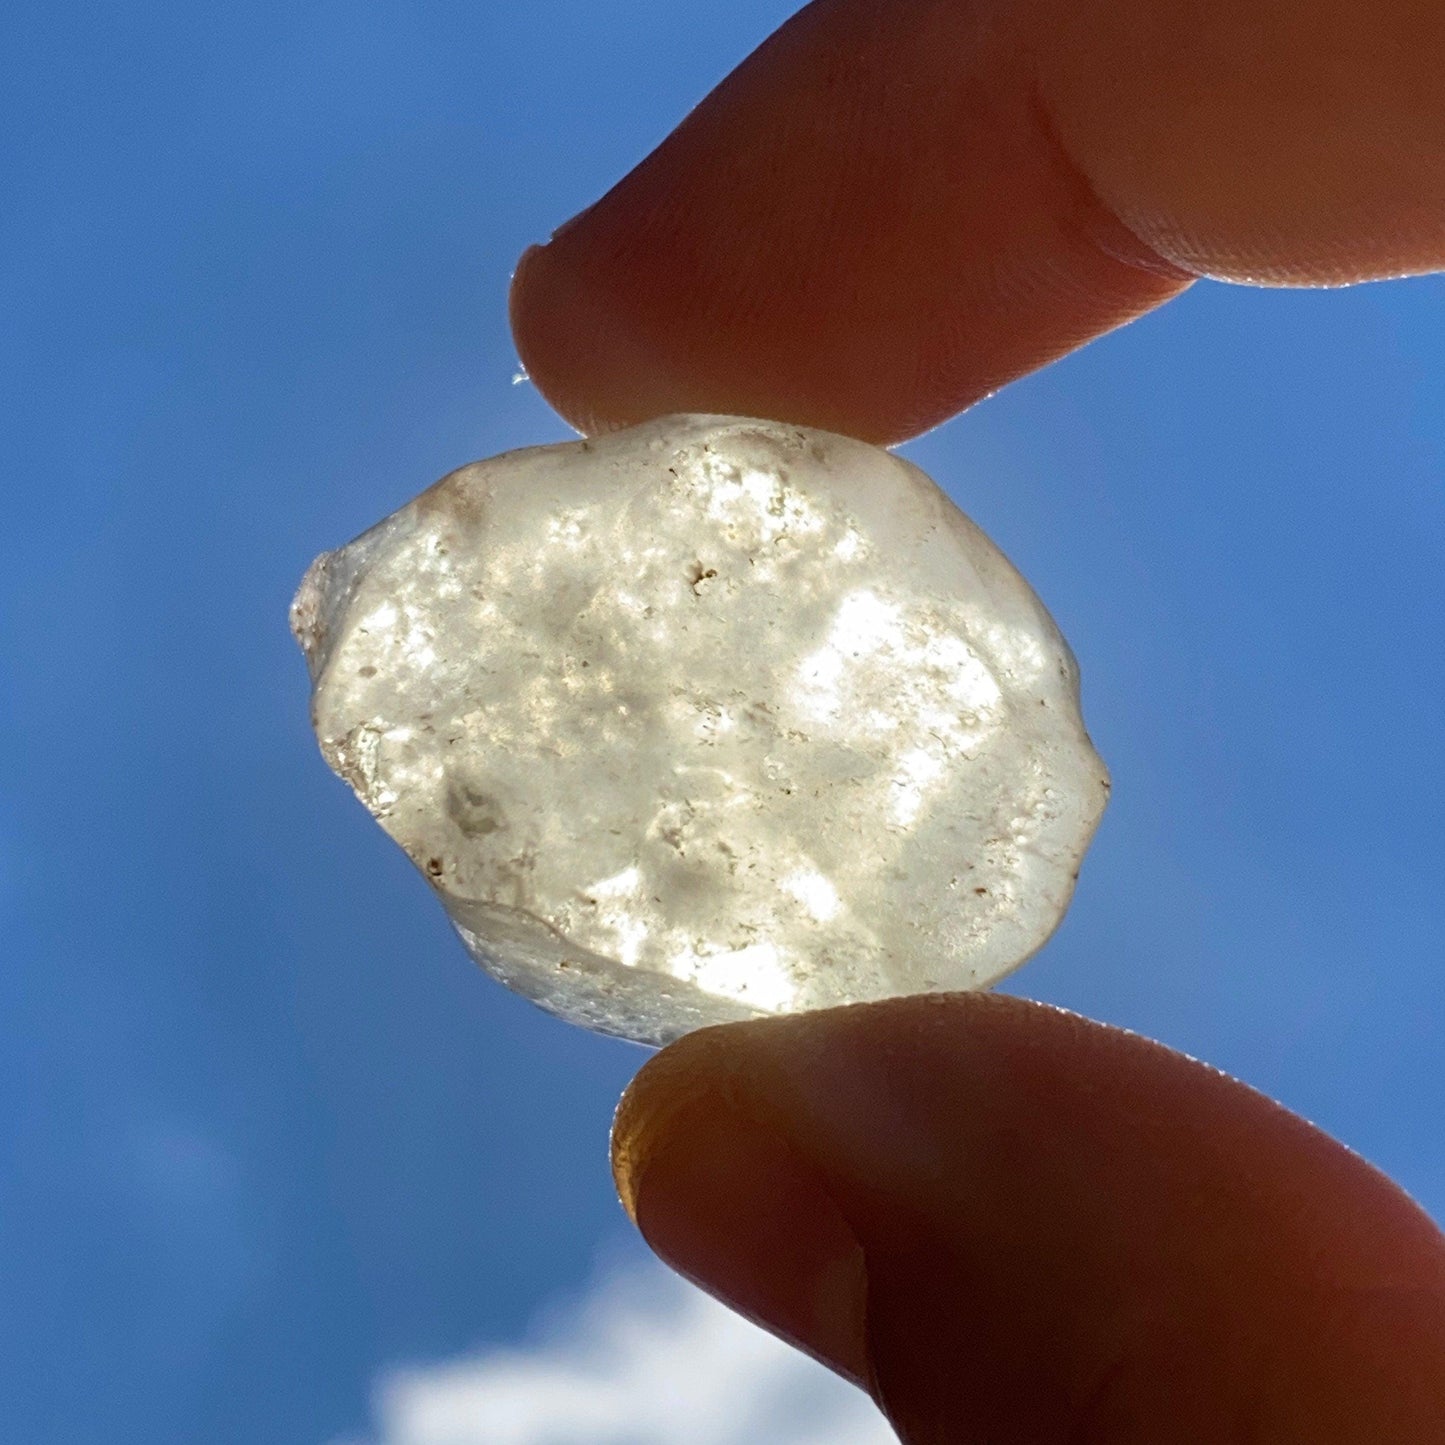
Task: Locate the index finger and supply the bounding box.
[510,0,1445,443]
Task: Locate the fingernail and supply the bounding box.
[616,1092,870,1384]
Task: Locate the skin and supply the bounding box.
[510,0,1445,1437]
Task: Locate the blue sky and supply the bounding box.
[2,1,1442,1441]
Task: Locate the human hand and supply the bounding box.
[509,0,1445,1438]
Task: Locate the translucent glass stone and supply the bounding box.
[292,415,1109,1045]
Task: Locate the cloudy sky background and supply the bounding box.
[3,0,1442,1441]
[348,1264,893,1445]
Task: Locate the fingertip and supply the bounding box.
[505,0,1196,443]
[612,997,1445,1442]
[508,240,600,436]
[612,1027,872,1384]
[611,1028,720,1225]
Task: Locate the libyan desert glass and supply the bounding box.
[292,415,1109,1045]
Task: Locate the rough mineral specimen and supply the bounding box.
[292,415,1109,1045]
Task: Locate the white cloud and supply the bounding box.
[351,1260,895,1445]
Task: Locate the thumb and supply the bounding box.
[611,994,1445,1443]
